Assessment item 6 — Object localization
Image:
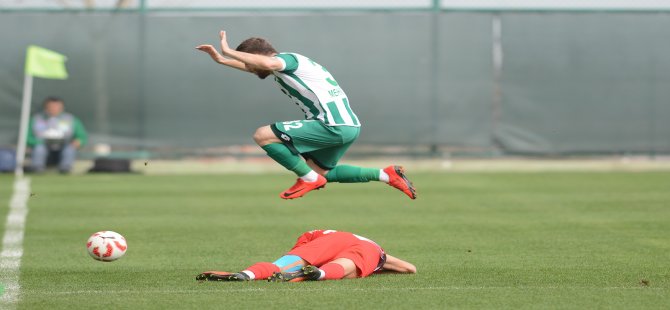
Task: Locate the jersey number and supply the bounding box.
[282,121,303,131]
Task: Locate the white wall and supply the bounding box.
[2,0,670,10]
[442,0,670,10]
[147,0,431,9]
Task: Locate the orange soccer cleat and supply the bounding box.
[280,175,327,199]
[383,165,417,199]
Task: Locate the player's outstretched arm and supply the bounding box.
[382,254,417,274]
[217,30,284,71]
[195,44,249,72]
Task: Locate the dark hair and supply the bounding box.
[43,96,64,106]
[236,37,277,55]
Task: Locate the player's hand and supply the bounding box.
[71,139,81,149]
[195,44,225,64]
[219,30,232,55]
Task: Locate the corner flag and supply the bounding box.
[25,45,68,79]
[15,45,69,177]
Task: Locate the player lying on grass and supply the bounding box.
[196,229,416,282]
[196,31,417,200]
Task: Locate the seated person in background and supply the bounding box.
[196,229,416,282]
[27,97,87,173]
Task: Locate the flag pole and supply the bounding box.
[15,74,33,178]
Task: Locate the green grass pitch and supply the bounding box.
[1,171,669,308]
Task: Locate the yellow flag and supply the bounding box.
[25,45,68,79]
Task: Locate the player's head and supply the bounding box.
[236,37,277,79]
[43,96,64,117]
[236,37,277,55]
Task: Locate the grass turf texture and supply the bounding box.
[1,172,669,309]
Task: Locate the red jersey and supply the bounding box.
[287,230,386,277]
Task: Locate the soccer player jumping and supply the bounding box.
[196,31,417,200]
[196,229,416,282]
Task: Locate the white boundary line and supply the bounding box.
[23,286,665,296]
[0,178,30,309]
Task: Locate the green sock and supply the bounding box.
[325,165,380,183]
[261,143,312,177]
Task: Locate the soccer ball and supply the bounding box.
[86,231,127,262]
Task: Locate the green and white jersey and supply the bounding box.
[273,53,360,127]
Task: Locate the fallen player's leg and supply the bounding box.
[268,258,358,282]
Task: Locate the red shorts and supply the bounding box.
[287,232,383,277]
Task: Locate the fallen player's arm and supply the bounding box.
[382,254,417,274]
[195,44,249,72]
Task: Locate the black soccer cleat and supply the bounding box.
[267,265,321,282]
[196,271,250,282]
